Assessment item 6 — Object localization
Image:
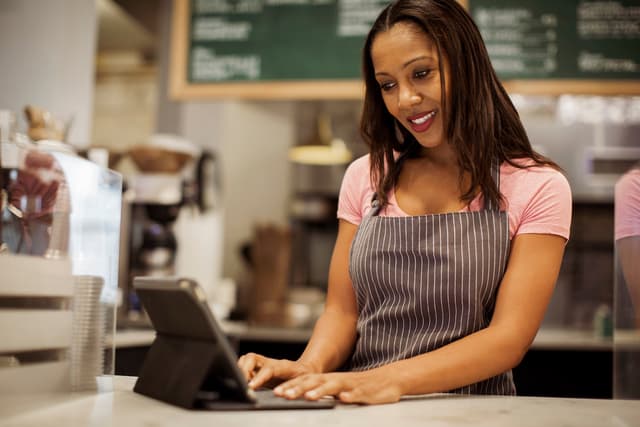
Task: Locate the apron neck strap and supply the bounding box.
[369,195,382,216]
[484,161,501,212]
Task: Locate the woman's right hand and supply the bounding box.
[237,352,318,390]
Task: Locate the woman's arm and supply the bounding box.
[273,232,566,403]
[238,219,360,386]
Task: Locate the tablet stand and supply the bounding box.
[134,334,220,409]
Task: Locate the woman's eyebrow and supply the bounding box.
[402,55,433,68]
[374,55,436,77]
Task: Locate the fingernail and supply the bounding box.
[306,390,318,398]
[274,386,282,394]
[248,381,255,388]
[286,389,296,397]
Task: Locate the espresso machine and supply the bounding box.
[129,176,182,276]
[118,135,203,324]
[120,171,183,322]
[116,133,223,326]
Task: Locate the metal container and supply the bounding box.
[288,141,352,196]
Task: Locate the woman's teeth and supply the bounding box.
[410,111,435,125]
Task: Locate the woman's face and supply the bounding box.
[371,22,449,151]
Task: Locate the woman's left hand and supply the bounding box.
[272,369,403,404]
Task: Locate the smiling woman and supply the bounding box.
[371,23,447,153]
[236,0,572,403]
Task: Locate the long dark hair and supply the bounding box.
[360,0,557,209]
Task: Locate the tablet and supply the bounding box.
[132,276,335,410]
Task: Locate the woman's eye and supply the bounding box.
[379,81,396,92]
[414,69,430,79]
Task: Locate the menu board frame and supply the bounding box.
[169,0,639,99]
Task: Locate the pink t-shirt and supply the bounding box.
[338,154,572,240]
[615,168,640,241]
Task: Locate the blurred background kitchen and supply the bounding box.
[0,0,638,400]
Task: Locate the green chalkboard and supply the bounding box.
[186,0,388,82]
[469,0,640,81]
[169,0,639,99]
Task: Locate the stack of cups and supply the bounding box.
[70,275,105,391]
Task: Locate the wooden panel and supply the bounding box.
[0,255,73,297]
[0,361,71,393]
[0,310,73,353]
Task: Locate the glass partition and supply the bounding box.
[613,162,640,399]
[1,140,122,394]
[52,152,123,381]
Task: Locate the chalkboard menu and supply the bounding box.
[169,0,640,99]
[169,0,386,99]
[469,0,640,80]
[188,0,387,81]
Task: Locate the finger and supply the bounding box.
[277,375,345,400]
[272,375,305,395]
[306,378,351,401]
[236,353,254,373]
[337,390,361,403]
[275,375,325,400]
[300,376,336,400]
[248,365,275,390]
[237,353,260,380]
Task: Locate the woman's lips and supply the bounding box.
[407,110,436,133]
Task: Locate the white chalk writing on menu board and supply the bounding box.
[189,0,388,82]
[470,0,639,80]
[169,0,640,98]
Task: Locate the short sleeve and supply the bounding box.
[337,155,373,226]
[515,168,572,240]
[615,169,640,241]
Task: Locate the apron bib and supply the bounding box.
[347,166,514,395]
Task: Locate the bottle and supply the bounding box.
[593,304,613,338]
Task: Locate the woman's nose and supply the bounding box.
[398,85,422,109]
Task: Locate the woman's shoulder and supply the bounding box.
[501,157,558,172]
[342,153,373,185]
[347,153,372,172]
[501,158,569,188]
[499,158,571,206]
[616,167,640,193]
[499,158,572,240]
[338,154,374,224]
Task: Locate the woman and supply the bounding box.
[238,0,571,403]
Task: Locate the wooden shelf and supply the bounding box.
[0,310,73,353]
[0,255,73,297]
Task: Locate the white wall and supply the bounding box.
[155,0,181,135]
[178,101,296,280]
[0,0,97,147]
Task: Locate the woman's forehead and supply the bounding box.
[371,22,440,66]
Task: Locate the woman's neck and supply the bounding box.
[415,142,459,171]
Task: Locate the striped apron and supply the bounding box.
[347,167,514,395]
